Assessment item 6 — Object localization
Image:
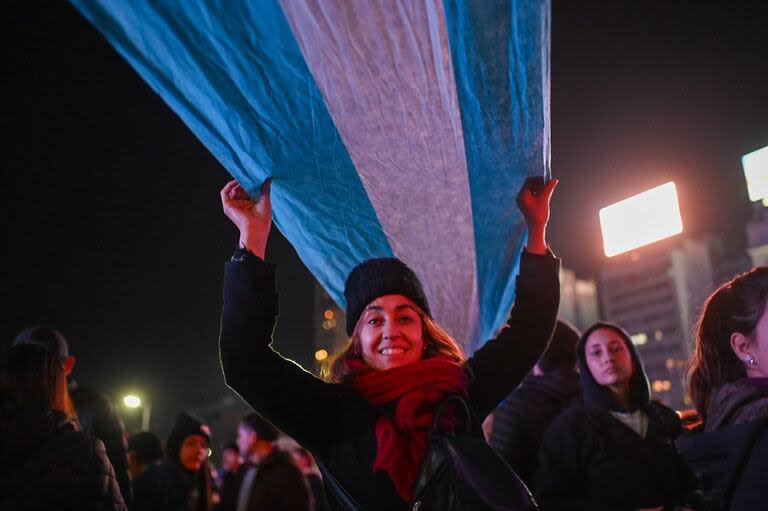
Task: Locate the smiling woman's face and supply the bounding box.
[358,294,425,371]
[585,327,634,389]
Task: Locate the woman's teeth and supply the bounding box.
[379,348,405,355]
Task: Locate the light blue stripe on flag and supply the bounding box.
[443,0,551,347]
[70,0,394,303]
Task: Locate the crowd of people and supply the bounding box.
[0,325,330,511]
[1,177,766,510]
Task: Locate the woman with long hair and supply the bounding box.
[0,343,126,511]
[535,322,700,511]
[678,268,768,510]
[687,267,768,429]
[218,177,560,510]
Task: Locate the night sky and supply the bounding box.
[4,1,767,435]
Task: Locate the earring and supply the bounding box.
[746,354,756,366]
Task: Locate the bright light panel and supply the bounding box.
[743,146,768,202]
[600,182,683,257]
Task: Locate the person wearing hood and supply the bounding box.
[0,343,126,511]
[679,267,768,510]
[535,321,700,511]
[133,412,214,511]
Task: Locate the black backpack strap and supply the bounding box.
[430,394,471,435]
[316,459,365,511]
[413,394,471,497]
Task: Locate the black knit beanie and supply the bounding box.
[344,257,431,335]
[166,412,211,464]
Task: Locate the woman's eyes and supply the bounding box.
[589,350,601,358]
[366,315,415,325]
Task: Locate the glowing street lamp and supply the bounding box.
[123,395,141,408]
[599,182,683,257]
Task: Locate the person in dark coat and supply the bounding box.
[679,267,768,510]
[687,267,768,430]
[73,387,133,506]
[535,322,701,511]
[217,177,560,510]
[128,431,164,479]
[214,440,241,508]
[133,412,214,511]
[291,447,332,511]
[489,319,581,485]
[218,413,311,511]
[13,325,133,505]
[128,430,164,505]
[0,343,126,511]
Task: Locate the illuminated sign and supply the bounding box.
[600,182,683,257]
[742,145,768,202]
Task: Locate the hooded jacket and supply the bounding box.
[0,407,126,511]
[535,322,700,511]
[576,322,651,413]
[132,412,213,511]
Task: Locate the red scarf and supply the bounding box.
[349,356,468,502]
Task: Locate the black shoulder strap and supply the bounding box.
[316,460,365,511]
[430,394,471,435]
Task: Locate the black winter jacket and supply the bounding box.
[132,459,213,511]
[0,409,126,511]
[217,449,311,511]
[72,386,133,507]
[219,250,560,510]
[677,378,768,510]
[536,402,699,511]
[535,322,699,510]
[489,369,580,485]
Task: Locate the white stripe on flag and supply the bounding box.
[279,0,480,344]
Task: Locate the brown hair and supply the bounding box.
[687,267,768,419]
[323,306,465,383]
[4,343,77,421]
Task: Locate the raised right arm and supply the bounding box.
[218,180,370,455]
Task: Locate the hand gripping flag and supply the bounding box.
[71,0,551,351]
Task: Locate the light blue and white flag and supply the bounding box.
[72,0,551,350]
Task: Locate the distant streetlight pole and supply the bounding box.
[123,394,151,431]
[141,403,151,431]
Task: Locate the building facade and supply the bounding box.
[597,237,745,410]
[746,202,768,267]
[559,267,599,332]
